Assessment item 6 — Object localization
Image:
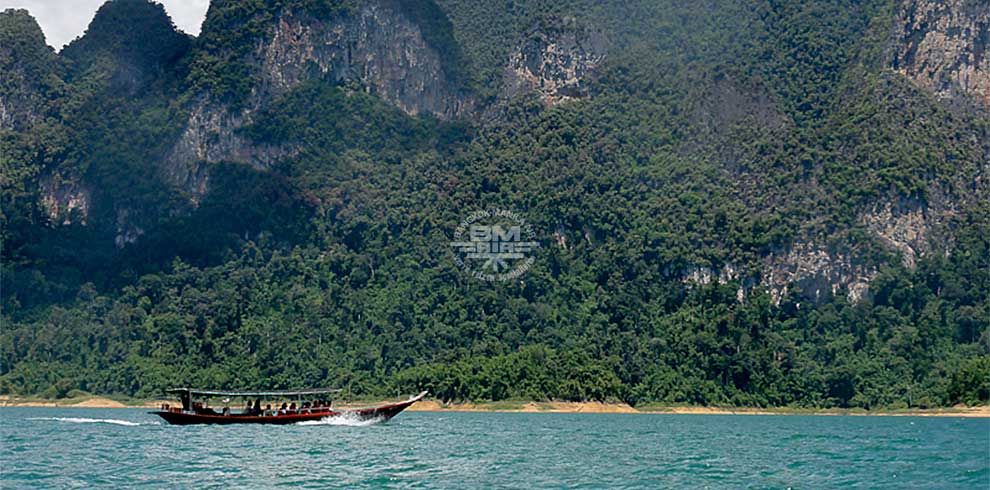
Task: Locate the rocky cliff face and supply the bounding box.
[163,0,472,198]
[681,246,876,305]
[259,4,471,118]
[761,244,876,305]
[759,187,969,305]
[893,0,989,108]
[39,174,91,226]
[859,196,953,270]
[503,17,607,105]
[162,101,290,202]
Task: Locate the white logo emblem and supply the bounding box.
[450,209,539,282]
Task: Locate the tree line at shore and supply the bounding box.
[4,236,987,409]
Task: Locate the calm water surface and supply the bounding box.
[1,408,987,489]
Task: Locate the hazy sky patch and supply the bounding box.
[0,0,210,49]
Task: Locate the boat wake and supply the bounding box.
[295,412,384,427]
[27,417,158,426]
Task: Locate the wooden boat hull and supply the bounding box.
[151,392,426,425]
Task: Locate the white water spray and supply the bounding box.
[295,412,385,427]
[27,417,157,426]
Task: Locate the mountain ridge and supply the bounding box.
[0,0,986,408]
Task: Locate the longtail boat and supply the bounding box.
[150,388,427,425]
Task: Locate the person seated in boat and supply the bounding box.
[253,399,262,415]
[193,402,219,415]
[265,404,272,416]
[222,406,230,416]
[279,402,288,414]
[289,402,297,412]
[244,401,253,415]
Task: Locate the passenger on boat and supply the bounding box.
[289,402,297,411]
[280,402,288,414]
[253,400,262,415]
[265,404,272,416]
[244,401,253,414]
[193,402,220,415]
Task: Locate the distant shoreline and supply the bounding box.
[1,396,987,417]
[405,400,990,417]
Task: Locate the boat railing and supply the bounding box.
[160,401,341,417]
[264,406,336,416]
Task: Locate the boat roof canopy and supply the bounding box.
[166,388,342,397]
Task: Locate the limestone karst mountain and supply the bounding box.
[1,0,987,407]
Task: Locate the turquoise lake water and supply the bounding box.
[1,408,987,489]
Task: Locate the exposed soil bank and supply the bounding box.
[2,396,986,417]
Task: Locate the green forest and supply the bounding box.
[0,0,987,409]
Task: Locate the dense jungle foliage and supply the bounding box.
[0,0,987,408]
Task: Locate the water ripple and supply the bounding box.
[1,409,987,489]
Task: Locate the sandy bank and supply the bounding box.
[407,400,989,417]
[0,396,155,408]
[406,400,639,413]
[637,405,990,418]
[1,396,986,417]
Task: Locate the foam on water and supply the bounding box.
[5,410,989,488]
[295,412,384,427]
[27,417,156,426]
